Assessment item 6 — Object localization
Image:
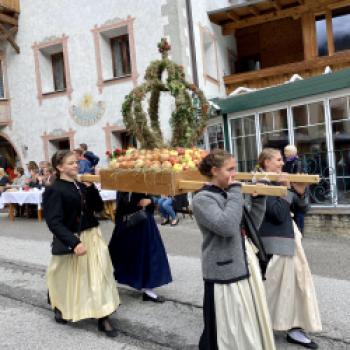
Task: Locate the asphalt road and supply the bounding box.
[1,213,350,349]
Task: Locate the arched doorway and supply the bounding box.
[0,133,20,169]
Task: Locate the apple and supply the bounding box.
[187,161,196,169]
[169,150,178,157]
[160,153,170,162]
[176,147,185,155]
[162,161,172,169]
[172,163,183,172]
[134,160,145,168]
[169,156,178,165]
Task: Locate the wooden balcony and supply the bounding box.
[0,0,19,53]
[0,0,20,13]
[224,51,350,94]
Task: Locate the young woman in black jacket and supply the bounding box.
[258,148,321,349]
[43,150,120,337]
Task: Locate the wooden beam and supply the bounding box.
[178,180,288,197]
[234,172,320,184]
[0,25,16,40]
[0,22,19,53]
[0,13,18,26]
[227,10,240,22]
[223,5,308,34]
[326,10,334,56]
[271,0,282,11]
[302,12,317,60]
[248,6,260,16]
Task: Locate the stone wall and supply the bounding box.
[304,210,350,236]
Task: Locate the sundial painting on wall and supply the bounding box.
[70,94,106,126]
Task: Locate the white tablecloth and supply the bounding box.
[0,188,116,209]
[0,189,44,209]
[99,190,117,201]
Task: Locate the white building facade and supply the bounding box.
[0,0,236,167]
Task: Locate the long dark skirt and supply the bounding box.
[109,213,172,290]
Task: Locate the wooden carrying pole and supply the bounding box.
[78,174,288,197]
[235,172,320,184]
[178,180,287,196]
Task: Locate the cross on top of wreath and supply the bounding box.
[122,38,209,149]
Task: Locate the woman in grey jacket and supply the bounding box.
[193,149,275,350]
[258,148,321,349]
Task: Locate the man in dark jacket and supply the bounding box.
[80,143,99,174]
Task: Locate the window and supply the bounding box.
[332,6,350,52]
[200,26,219,83]
[32,35,72,104]
[0,61,4,98]
[111,35,131,78]
[315,6,350,57]
[330,96,350,204]
[207,124,225,150]
[51,52,66,91]
[259,109,288,152]
[316,15,328,56]
[231,116,257,171]
[292,102,331,204]
[92,17,137,93]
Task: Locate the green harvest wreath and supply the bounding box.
[122,38,209,149]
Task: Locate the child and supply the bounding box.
[43,150,120,337]
[258,148,321,349]
[192,149,275,350]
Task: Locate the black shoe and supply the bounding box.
[286,334,318,349]
[170,218,179,227]
[54,308,67,325]
[160,219,170,226]
[142,292,165,303]
[98,317,118,338]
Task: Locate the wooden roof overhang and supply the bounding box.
[209,0,350,35]
[0,0,20,53]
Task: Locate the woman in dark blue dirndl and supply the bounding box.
[109,192,172,302]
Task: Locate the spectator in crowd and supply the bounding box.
[0,154,8,170]
[38,164,55,187]
[0,167,10,193]
[283,145,306,233]
[39,161,50,176]
[74,148,92,174]
[80,143,99,174]
[155,196,179,226]
[283,145,305,174]
[11,167,26,187]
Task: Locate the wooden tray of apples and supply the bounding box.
[103,147,209,196]
[95,147,288,196]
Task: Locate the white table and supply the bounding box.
[0,188,117,222]
[99,189,117,221]
[0,189,44,221]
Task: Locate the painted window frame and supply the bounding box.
[199,24,220,86]
[32,35,73,105]
[41,129,76,161]
[92,16,138,94]
[0,52,11,125]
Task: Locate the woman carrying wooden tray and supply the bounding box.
[192,149,276,350]
[257,148,322,349]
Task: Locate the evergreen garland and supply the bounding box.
[122,38,209,149]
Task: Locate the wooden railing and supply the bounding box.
[0,0,20,13]
[224,51,350,93]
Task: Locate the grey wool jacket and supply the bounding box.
[192,184,266,284]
